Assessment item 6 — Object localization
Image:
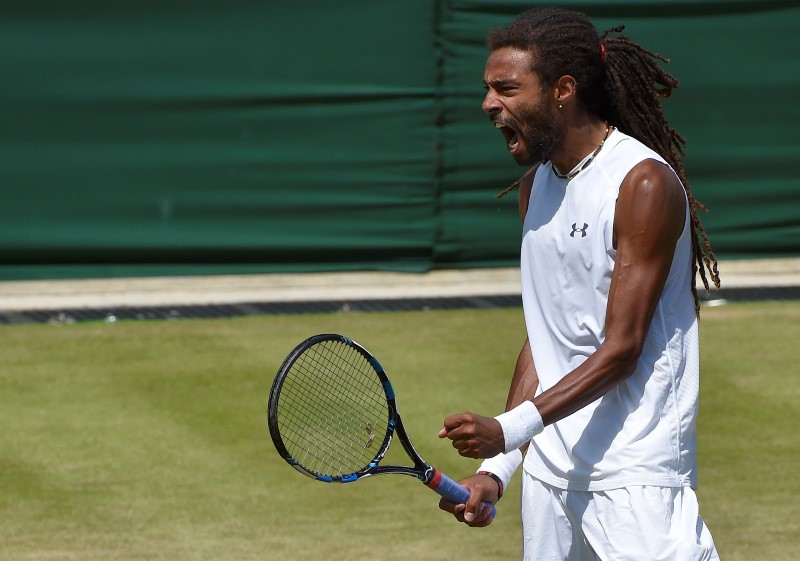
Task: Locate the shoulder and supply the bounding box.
[517,165,540,222]
[620,159,684,206]
[615,158,686,241]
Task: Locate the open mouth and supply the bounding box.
[494,120,520,152]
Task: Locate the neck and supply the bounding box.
[550,115,609,174]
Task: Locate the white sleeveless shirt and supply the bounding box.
[520,129,700,491]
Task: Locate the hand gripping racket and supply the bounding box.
[267,333,496,519]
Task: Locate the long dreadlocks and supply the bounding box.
[490,7,720,315]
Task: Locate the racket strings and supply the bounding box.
[281,344,386,475]
[311,343,386,461]
[276,340,391,478]
[310,343,389,472]
[283,356,374,472]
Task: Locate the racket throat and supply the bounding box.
[392,414,432,483]
[422,467,441,488]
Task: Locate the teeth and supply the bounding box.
[509,140,519,150]
[494,122,505,128]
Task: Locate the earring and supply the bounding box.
[558,103,563,109]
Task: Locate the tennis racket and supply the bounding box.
[267,333,496,519]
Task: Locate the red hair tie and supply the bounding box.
[600,43,607,64]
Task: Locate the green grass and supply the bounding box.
[696,303,800,560]
[0,303,798,560]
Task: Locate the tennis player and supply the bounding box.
[437,7,722,560]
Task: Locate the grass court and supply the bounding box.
[1,302,798,560]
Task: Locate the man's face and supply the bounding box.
[482,47,564,166]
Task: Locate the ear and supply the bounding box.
[554,75,578,105]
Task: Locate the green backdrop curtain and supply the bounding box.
[1,1,797,279]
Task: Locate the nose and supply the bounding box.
[482,89,501,116]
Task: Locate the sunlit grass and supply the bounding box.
[0,303,797,560]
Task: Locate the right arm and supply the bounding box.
[517,164,536,222]
[439,165,539,457]
[509,166,539,422]
[508,166,539,422]
[437,338,539,525]
[437,168,539,526]
[506,338,539,426]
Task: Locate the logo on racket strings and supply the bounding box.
[365,424,376,448]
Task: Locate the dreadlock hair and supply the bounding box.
[489,7,720,315]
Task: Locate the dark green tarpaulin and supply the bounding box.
[1,1,798,279]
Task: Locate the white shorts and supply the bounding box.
[520,471,720,561]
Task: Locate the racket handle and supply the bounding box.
[426,468,497,520]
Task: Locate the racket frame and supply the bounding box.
[268,334,435,485]
[268,333,496,519]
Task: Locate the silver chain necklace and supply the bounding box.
[551,125,613,181]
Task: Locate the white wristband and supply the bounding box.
[477,449,523,492]
[494,400,544,453]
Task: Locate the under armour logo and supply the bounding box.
[570,223,589,238]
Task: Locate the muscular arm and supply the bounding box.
[507,338,538,411]
[508,167,541,416]
[500,168,541,414]
[436,168,539,525]
[534,159,685,424]
[440,167,540,456]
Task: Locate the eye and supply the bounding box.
[488,81,518,95]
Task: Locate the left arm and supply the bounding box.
[442,159,687,457]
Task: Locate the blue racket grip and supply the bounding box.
[427,469,497,520]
